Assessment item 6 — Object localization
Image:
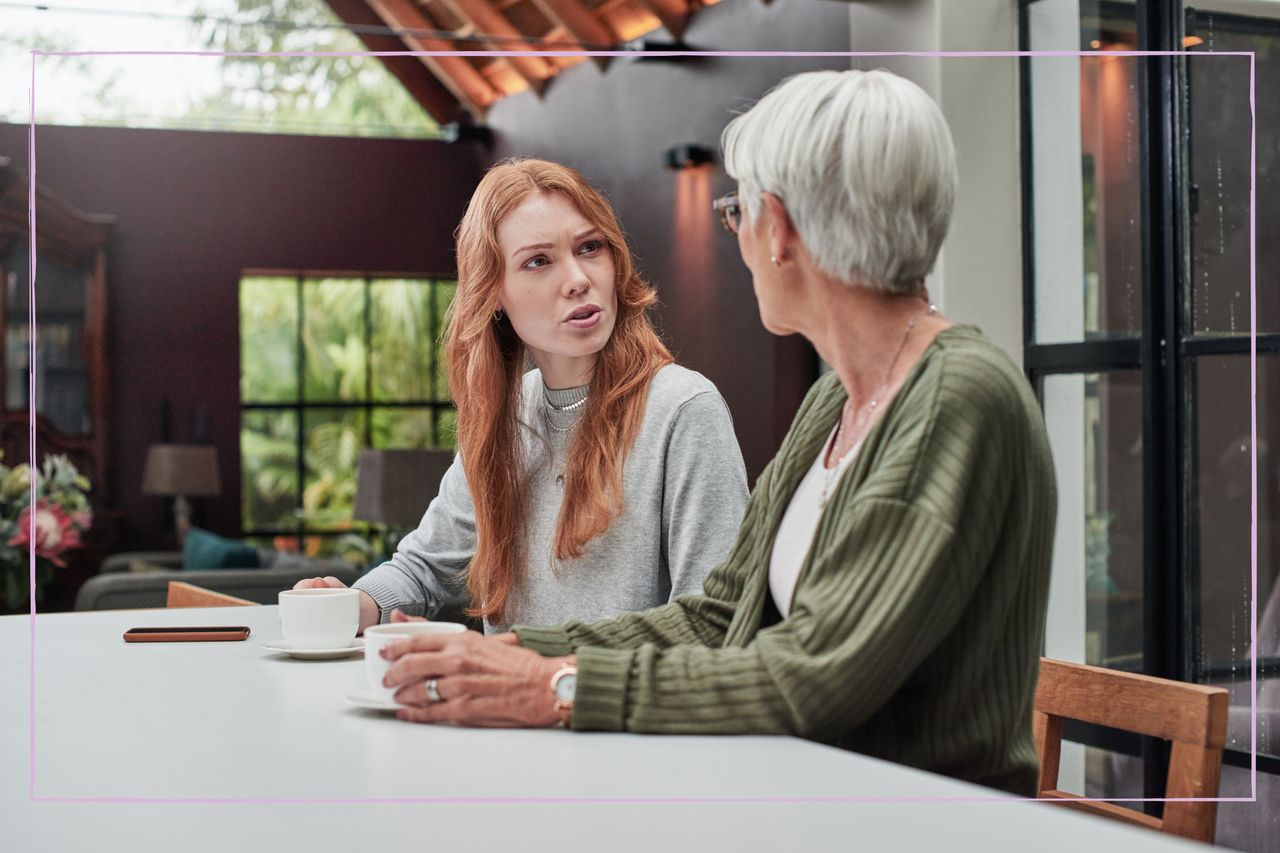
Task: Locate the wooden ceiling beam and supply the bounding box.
[529,0,617,71]
[637,0,690,41]
[363,0,502,117]
[440,0,557,96]
[324,0,463,123]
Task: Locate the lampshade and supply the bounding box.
[353,448,454,528]
[141,444,221,497]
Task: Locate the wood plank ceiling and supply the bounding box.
[324,0,717,122]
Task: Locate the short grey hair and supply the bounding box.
[721,69,957,295]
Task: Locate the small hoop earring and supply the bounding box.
[494,308,505,321]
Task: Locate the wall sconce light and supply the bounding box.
[665,144,714,170]
[625,38,706,62]
[441,120,494,146]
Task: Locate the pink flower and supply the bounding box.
[8,501,82,567]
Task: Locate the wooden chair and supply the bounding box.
[1033,657,1228,844]
[166,581,258,609]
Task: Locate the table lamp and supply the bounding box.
[142,444,221,541]
[353,449,453,560]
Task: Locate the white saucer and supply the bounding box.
[344,689,403,712]
[262,639,363,660]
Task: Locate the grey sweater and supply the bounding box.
[354,364,750,633]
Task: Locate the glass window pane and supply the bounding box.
[1214,761,1280,850]
[301,534,351,559]
[434,281,456,402]
[1029,3,1142,343]
[240,276,298,402]
[371,407,435,449]
[1193,354,1279,757]
[303,278,365,403]
[302,407,366,531]
[1085,745,1144,800]
[1,5,437,139]
[370,279,432,401]
[1043,372,1145,669]
[5,243,91,433]
[241,408,298,530]
[1187,8,1279,334]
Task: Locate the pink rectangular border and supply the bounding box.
[23,48,1258,805]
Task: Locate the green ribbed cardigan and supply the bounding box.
[515,326,1057,795]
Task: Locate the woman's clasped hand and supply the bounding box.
[380,609,566,727]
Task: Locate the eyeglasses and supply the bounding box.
[712,191,741,235]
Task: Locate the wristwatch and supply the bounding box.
[549,663,577,726]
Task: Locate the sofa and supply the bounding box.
[74,549,362,611]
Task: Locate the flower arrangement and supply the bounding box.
[0,453,92,609]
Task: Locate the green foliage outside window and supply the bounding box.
[192,0,438,138]
[239,275,454,558]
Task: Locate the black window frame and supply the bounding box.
[238,271,456,543]
[1018,0,1280,807]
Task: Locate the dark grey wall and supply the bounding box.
[485,0,853,479]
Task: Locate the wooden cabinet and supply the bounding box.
[0,157,117,610]
[0,157,112,501]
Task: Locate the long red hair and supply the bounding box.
[446,158,673,622]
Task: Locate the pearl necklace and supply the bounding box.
[819,303,938,508]
[543,384,588,433]
[544,393,588,412]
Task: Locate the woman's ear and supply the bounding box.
[760,192,797,262]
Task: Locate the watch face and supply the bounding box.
[554,673,577,701]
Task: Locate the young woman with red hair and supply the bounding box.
[299,158,748,632]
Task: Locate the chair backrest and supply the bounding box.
[166,581,258,609]
[1032,657,1228,843]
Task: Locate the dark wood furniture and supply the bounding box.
[1033,657,1229,844]
[0,157,112,492]
[0,157,116,611]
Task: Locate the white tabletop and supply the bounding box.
[0,607,1202,851]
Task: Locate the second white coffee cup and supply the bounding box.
[364,622,467,704]
[278,588,360,650]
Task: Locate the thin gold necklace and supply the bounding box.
[820,302,938,508]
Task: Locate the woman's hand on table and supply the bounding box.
[380,628,569,727]
[293,576,381,633]
[293,576,348,590]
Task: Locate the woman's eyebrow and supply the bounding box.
[512,241,554,258]
[512,229,601,258]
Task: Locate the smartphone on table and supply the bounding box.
[123,626,251,643]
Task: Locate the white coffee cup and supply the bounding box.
[277,588,360,650]
[364,622,467,704]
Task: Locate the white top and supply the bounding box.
[769,423,862,617]
[2,608,1201,852]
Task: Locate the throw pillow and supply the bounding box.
[183,527,261,570]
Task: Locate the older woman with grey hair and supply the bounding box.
[376,69,1057,796]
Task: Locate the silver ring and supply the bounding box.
[425,678,442,703]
